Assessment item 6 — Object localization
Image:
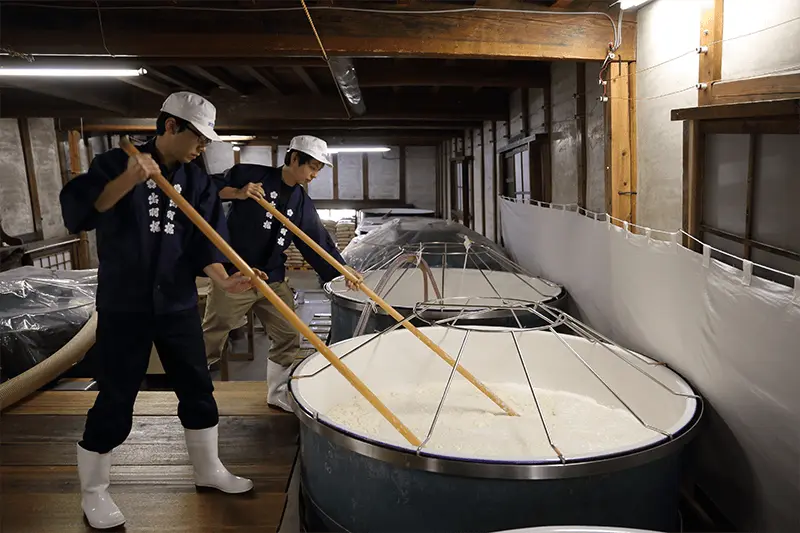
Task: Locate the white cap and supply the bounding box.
[288,135,332,167]
[160,91,221,142]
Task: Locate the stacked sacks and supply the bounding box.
[335,218,356,251]
[285,243,306,270]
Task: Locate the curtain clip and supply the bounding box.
[741,260,753,286]
[702,244,711,268]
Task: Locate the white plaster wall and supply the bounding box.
[406,146,437,211]
[367,147,400,200]
[336,153,363,200]
[722,0,800,79]
[307,162,334,200]
[550,62,579,204]
[202,142,235,175]
[0,119,34,237]
[29,119,67,239]
[636,0,705,232]
[240,145,273,166]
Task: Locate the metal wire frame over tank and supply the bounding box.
[324,239,568,344]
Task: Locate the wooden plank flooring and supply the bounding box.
[0,381,298,533]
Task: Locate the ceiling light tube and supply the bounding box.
[0,67,147,77]
[327,146,391,154]
[619,0,654,10]
[219,135,256,142]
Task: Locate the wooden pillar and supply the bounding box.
[18,119,43,239]
[361,153,369,201]
[607,61,637,226]
[698,0,724,106]
[332,153,339,200]
[576,63,588,209]
[399,145,406,204]
[66,129,91,268]
[681,120,703,251]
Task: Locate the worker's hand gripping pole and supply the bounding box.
[248,193,519,417]
[118,137,422,446]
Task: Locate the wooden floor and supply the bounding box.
[0,381,299,533]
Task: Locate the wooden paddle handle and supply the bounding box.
[251,194,518,417]
[119,137,421,446]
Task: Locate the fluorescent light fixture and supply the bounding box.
[327,146,390,154]
[619,0,654,10]
[219,135,256,142]
[0,67,146,77]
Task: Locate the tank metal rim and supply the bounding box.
[322,280,568,320]
[288,384,704,481]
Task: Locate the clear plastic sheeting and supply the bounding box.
[0,266,97,382]
[499,198,800,533]
[342,217,508,273]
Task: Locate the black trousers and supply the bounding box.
[80,307,219,454]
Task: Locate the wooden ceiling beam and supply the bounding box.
[1,5,636,61]
[242,66,283,95]
[146,66,209,95]
[117,76,171,97]
[292,66,322,94]
[183,66,249,94]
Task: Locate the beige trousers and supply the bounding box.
[202,280,299,368]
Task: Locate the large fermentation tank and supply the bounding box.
[0,266,97,382]
[355,207,435,236]
[325,218,566,344]
[290,306,703,533]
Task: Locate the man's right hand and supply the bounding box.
[236,182,265,200]
[123,153,160,185]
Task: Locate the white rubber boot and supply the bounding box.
[76,443,126,530]
[184,425,253,494]
[267,359,293,413]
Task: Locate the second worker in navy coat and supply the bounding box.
[202,135,359,411]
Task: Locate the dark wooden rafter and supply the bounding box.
[17,118,43,238]
[183,66,249,94]
[146,66,209,95]
[292,66,321,94]
[118,75,171,97]
[242,66,282,95]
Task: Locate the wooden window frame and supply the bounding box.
[673,98,800,276]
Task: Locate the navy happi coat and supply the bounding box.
[60,139,229,315]
[214,164,344,284]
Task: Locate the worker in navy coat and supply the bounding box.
[202,135,359,412]
[60,92,265,530]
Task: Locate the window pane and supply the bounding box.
[751,134,800,255]
[703,134,749,235]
